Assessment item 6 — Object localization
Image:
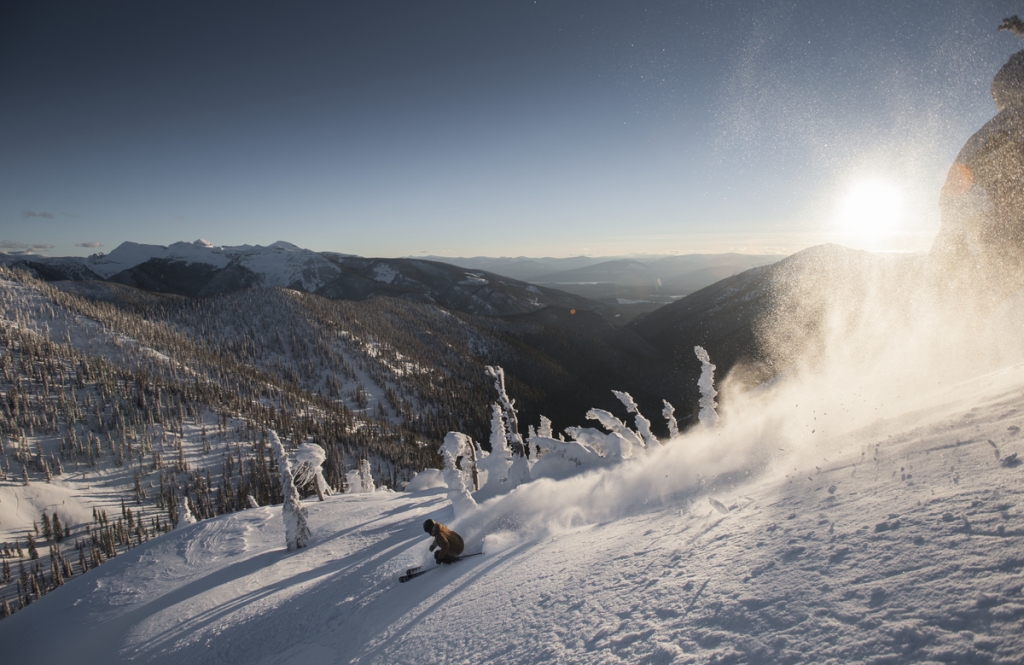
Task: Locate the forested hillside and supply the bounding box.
[0,265,684,615]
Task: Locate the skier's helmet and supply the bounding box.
[423,519,435,533]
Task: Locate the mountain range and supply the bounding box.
[1,240,616,320]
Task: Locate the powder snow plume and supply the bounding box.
[448,245,1024,553]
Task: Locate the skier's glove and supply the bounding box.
[429,543,436,551]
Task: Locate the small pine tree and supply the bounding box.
[52,513,63,543]
[41,512,52,543]
[26,533,38,560]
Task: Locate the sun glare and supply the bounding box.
[832,179,906,250]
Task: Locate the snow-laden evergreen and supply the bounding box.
[268,430,310,551]
[175,495,197,528]
[695,345,719,428]
[439,432,477,519]
[293,443,332,501]
[612,390,660,447]
[484,365,532,489]
[662,399,679,438]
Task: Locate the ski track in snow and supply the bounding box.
[2,363,1024,663]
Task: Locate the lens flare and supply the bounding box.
[832,179,905,250]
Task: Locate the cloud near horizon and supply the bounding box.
[23,210,54,219]
[76,241,103,248]
[0,239,56,253]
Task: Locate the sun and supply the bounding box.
[831,179,905,249]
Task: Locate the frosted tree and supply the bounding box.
[476,404,513,497]
[485,365,531,488]
[537,415,553,439]
[694,346,719,428]
[176,493,197,528]
[440,433,477,518]
[358,458,376,493]
[485,366,526,456]
[268,429,311,550]
[586,408,627,435]
[586,408,644,450]
[613,390,659,447]
[662,400,679,439]
[528,415,553,460]
[294,443,332,501]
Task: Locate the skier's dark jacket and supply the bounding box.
[428,522,464,560]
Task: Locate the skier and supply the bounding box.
[423,519,464,564]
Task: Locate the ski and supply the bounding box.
[399,569,430,583]
[398,552,484,582]
[453,551,483,561]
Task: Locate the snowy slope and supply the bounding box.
[1,353,1022,663]
[4,240,614,318]
[84,240,230,278]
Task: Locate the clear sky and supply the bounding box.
[2,1,1022,258]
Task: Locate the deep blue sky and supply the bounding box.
[2,1,1022,258]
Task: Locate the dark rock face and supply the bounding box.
[933,50,1024,293]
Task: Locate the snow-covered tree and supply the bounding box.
[612,390,659,447]
[485,366,526,456]
[662,400,679,439]
[176,493,197,528]
[475,404,513,499]
[293,443,332,501]
[440,432,477,518]
[695,346,719,428]
[586,408,644,450]
[485,365,531,488]
[268,429,311,550]
[586,408,628,435]
[537,415,553,439]
[358,458,376,493]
